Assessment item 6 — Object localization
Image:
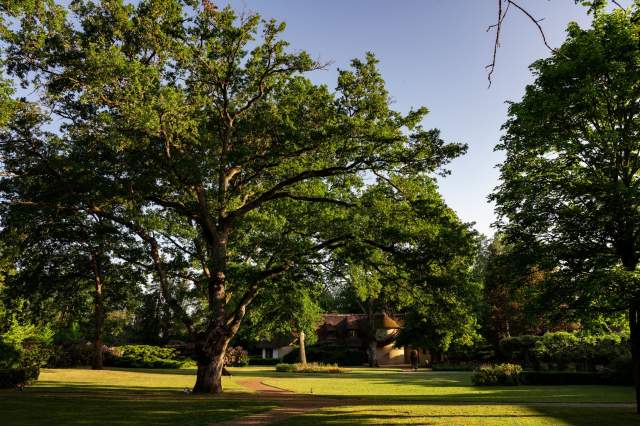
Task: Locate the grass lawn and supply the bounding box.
[0,367,637,425]
[0,368,274,426]
[250,367,636,403]
[277,404,640,425]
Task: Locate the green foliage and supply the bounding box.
[471,363,523,386]
[0,367,39,389]
[430,362,476,371]
[275,362,346,373]
[282,341,367,366]
[522,370,633,386]
[492,3,640,318]
[248,356,280,366]
[499,332,630,371]
[105,345,190,369]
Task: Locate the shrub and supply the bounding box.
[0,367,39,389]
[431,361,476,371]
[472,363,523,386]
[105,345,187,369]
[49,341,95,368]
[249,356,280,366]
[225,346,249,367]
[275,362,347,374]
[521,371,633,386]
[498,332,630,371]
[282,341,367,366]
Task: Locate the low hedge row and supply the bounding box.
[249,356,280,366]
[521,370,633,386]
[472,363,633,386]
[275,362,347,373]
[105,345,192,369]
[0,367,40,389]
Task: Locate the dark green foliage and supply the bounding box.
[0,367,39,389]
[105,345,190,369]
[282,341,367,366]
[471,363,524,386]
[499,332,630,371]
[0,340,20,369]
[49,341,95,368]
[430,362,476,371]
[248,356,280,366]
[522,371,633,386]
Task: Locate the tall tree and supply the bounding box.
[2,1,466,393]
[492,6,640,411]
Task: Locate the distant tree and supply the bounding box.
[492,6,640,411]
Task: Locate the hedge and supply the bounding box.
[472,363,523,386]
[249,356,280,366]
[282,341,367,366]
[499,332,629,371]
[105,345,189,369]
[522,371,633,386]
[0,367,40,389]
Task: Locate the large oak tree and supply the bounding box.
[2,0,466,393]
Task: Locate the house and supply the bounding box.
[258,312,421,366]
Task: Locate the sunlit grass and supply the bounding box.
[256,368,635,403]
[277,404,640,425]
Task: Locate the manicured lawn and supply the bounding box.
[0,368,273,426]
[277,404,640,425]
[0,367,637,425]
[252,367,635,403]
[34,367,246,393]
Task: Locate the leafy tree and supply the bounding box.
[492,6,640,410]
[241,273,323,365]
[2,1,466,393]
[333,176,478,365]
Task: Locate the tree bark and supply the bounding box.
[299,330,307,365]
[630,306,640,414]
[367,338,378,367]
[192,336,231,394]
[90,252,104,370]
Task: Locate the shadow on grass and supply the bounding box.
[274,405,640,426]
[0,390,276,426]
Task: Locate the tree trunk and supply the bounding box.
[90,252,104,370]
[626,307,639,413]
[192,337,230,394]
[299,330,307,365]
[367,338,378,367]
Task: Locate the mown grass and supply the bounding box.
[276,404,640,425]
[253,367,635,403]
[0,367,272,425]
[0,367,637,425]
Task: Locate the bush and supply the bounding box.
[472,363,523,386]
[105,345,188,369]
[431,361,476,371]
[225,346,249,367]
[275,362,347,374]
[0,367,40,389]
[249,356,280,366]
[499,332,630,371]
[49,341,95,368]
[282,341,367,366]
[522,371,633,386]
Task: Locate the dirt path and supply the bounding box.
[212,379,347,425]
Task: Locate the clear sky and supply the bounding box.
[220,0,597,236]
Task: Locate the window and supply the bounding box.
[348,329,357,337]
[264,348,273,359]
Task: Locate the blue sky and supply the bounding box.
[221,0,597,236]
